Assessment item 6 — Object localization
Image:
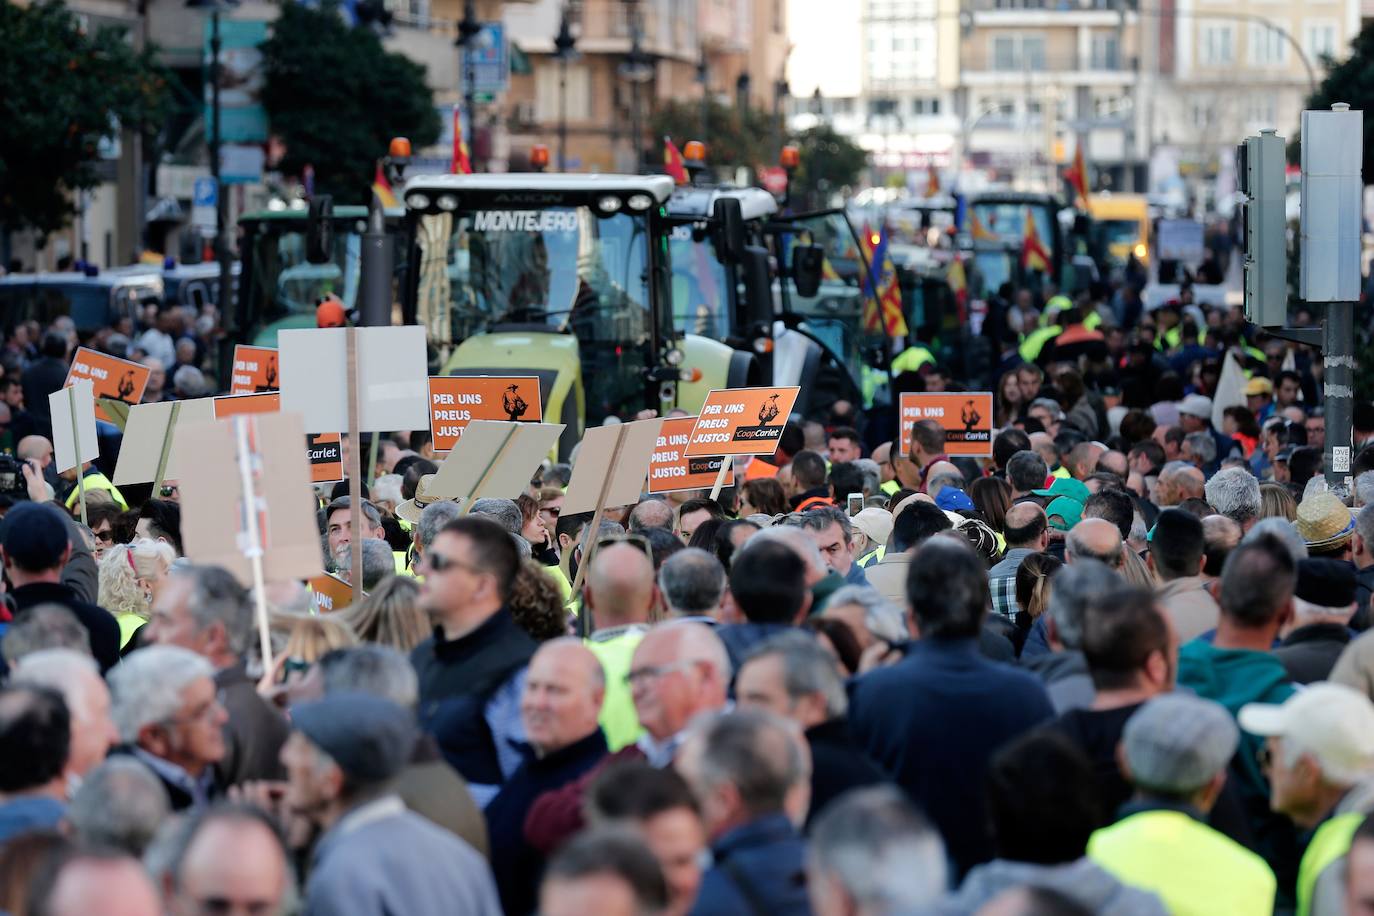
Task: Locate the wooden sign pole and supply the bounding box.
[365,433,380,488]
[457,425,520,515]
[345,328,364,592]
[569,424,629,638]
[232,416,275,680]
[152,401,182,499]
[67,386,87,528]
[708,459,730,502]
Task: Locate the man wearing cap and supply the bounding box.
[1148,508,1222,642]
[1179,394,1235,475]
[1088,694,1276,915]
[1248,376,1277,423]
[1241,684,1374,916]
[412,516,537,807]
[1276,559,1359,684]
[851,507,891,568]
[282,692,501,915]
[1297,492,1357,561]
[988,503,1049,620]
[1,502,120,672]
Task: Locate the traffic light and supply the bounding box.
[1236,129,1287,327]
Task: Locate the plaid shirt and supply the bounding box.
[988,548,1035,621]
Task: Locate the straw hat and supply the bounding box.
[396,474,445,525]
[1295,492,1356,553]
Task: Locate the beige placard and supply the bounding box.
[176,411,324,587]
[562,418,665,516]
[50,379,98,474]
[278,326,430,434]
[429,420,566,503]
[113,398,215,485]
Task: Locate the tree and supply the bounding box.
[788,124,867,203]
[651,98,779,176]
[260,1,440,204]
[1304,23,1374,180]
[0,0,170,235]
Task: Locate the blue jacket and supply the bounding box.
[718,623,809,674]
[687,814,810,916]
[848,637,1054,877]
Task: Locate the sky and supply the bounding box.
[785,0,863,99]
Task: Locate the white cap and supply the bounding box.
[1179,394,1213,419]
[1239,683,1374,785]
[852,507,893,548]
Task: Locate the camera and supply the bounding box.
[0,454,27,500]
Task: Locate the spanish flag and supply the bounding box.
[1021,212,1052,273]
[371,162,398,208]
[970,210,999,242]
[948,256,967,310]
[664,137,689,185]
[451,107,473,175]
[1065,143,1089,208]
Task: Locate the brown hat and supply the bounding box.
[1295,492,1356,553]
[396,474,444,525]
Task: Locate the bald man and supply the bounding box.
[17,434,53,469]
[584,542,657,751]
[1155,461,1205,508]
[1066,517,1124,569]
[524,622,732,855]
[489,639,610,915]
[989,502,1050,619]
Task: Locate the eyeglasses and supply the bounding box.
[160,484,179,498]
[625,660,695,687]
[423,551,484,576]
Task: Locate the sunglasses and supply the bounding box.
[160,484,179,498]
[423,552,485,576]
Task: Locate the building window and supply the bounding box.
[911,97,941,115]
[1198,22,1235,66]
[992,34,1046,70]
[1304,21,1338,60]
[1090,33,1119,69]
[1244,95,1276,125]
[1249,22,1287,66]
[535,63,591,123]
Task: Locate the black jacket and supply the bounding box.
[1275,623,1352,685]
[215,662,290,786]
[486,729,609,915]
[804,717,888,827]
[11,581,120,672]
[21,357,68,434]
[1353,565,1374,631]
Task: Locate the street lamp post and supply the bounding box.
[618,0,653,171]
[188,0,236,352]
[553,9,577,172]
[696,51,709,144]
[456,0,482,172]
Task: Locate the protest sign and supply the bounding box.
[563,418,665,516]
[684,387,801,457]
[50,379,98,474]
[277,326,429,434]
[307,433,344,484]
[647,417,733,494]
[429,420,565,505]
[113,398,216,488]
[897,392,994,457]
[230,345,279,394]
[428,376,543,452]
[308,573,354,613]
[214,392,281,418]
[65,347,151,421]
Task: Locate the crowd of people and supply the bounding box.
[1,291,1374,916]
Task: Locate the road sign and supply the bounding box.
[462,22,509,96]
[191,177,217,235]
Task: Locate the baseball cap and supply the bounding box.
[1031,477,1090,503]
[1179,394,1213,419]
[291,692,416,783]
[851,508,893,548]
[1245,377,1274,397]
[1045,496,1083,531]
[1123,693,1239,795]
[0,503,71,573]
[1239,684,1374,785]
[935,487,976,513]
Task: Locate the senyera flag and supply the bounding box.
[858,224,909,339]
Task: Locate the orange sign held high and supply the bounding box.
[684,387,801,457]
[428,376,543,453]
[65,347,151,421]
[649,417,734,494]
[214,392,282,419]
[307,433,344,484]
[308,573,355,613]
[898,392,995,458]
[230,346,279,395]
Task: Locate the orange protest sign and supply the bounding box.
[898,392,995,458]
[307,433,344,484]
[230,346,279,395]
[308,573,356,613]
[65,347,151,421]
[214,392,281,419]
[684,387,801,457]
[649,417,734,493]
[428,376,543,452]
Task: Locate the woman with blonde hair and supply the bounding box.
[97,539,176,648]
[1260,482,1297,521]
[339,576,430,653]
[1014,552,1061,656]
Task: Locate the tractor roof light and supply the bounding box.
[389,137,413,158]
[780,145,800,170]
[683,141,707,163]
[530,144,550,169]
